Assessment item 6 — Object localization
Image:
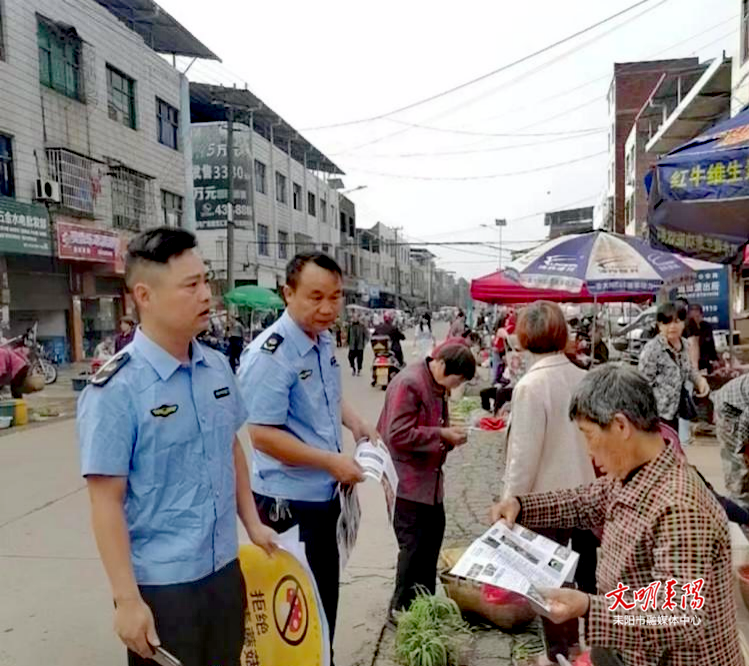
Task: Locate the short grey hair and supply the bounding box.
[568,364,660,433]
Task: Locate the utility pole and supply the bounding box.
[226,104,235,291]
[394,227,402,309]
[496,218,507,270]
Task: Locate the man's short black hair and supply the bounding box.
[125,226,197,288]
[286,251,342,290]
[434,343,476,381]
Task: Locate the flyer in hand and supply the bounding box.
[354,439,399,524]
[449,522,580,612]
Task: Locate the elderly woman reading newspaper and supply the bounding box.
[490,364,741,666]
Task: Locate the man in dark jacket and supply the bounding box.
[377,343,476,621]
[347,315,368,376]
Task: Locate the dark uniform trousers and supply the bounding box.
[254,493,341,641]
[390,498,446,613]
[127,559,246,666]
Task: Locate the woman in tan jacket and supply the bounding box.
[501,301,597,661]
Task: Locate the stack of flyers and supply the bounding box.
[354,439,399,524]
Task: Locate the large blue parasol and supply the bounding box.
[646,107,749,264]
[504,230,695,294]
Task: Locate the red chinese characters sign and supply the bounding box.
[56,222,120,265]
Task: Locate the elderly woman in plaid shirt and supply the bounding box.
[491,364,741,666]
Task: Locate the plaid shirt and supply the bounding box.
[377,360,448,505]
[518,445,741,666]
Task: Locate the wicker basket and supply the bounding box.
[438,547,536,630]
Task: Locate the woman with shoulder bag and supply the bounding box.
[638,302,710,430]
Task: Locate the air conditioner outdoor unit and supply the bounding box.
[34,179,61,203]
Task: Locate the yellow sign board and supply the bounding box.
[239,544,329,666]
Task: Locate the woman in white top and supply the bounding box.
[500,301,597,661]
[503,302,596,498]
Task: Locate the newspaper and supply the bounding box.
[449,522,579,612]
[354,439,399,524]
[336,483,361,573]
[336,440,399,573]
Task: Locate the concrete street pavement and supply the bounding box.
[0,335,402,666]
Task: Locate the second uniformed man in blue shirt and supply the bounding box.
[238,252,379,645]
[78,227,276,666]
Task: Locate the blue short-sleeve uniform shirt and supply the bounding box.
[237,311,343,502]
[77,329,247,586]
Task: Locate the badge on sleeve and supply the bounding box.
[91,351,131,387]
[299,370,313,381]
[261,333,284,355]
[151,405,179,418]
[330,356,339,367]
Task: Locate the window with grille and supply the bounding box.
[322,243,330,254]
[0,135,14,198]
[46,148,99,215]
[321,198,327,223]
[308,192,316,217]
[254,160,267,194]
[161,190,183,227]
[278,231,288,259]
[293,183,302,210]
[107,65,136,129]
[275,171,287,204]
[111,166,152,231]
[157,98,179,150]
[258,224,269,256]
[37,17,83,101]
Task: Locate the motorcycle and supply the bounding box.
[371,335,402,390]
[1,323,58,384]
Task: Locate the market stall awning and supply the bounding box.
[646,56,732,155]
[647,105,749,263]
[470,271,651,305]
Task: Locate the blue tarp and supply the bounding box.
[647,107,749,263]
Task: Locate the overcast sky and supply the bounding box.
[159,0,737,280]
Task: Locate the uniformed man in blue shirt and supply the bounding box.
[78,227,275,666]
[238,251,379,644]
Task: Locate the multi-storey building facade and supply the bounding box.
[0,0,211,360]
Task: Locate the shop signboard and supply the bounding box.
[192,123,253,230]
[0,196,52,256]
[56,221,120,265]
[675,266,730,330]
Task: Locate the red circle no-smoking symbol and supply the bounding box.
[273,575,309,646]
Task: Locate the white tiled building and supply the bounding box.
[190,84,343,291]
[0,0,213,359]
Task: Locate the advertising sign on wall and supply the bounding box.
[192,123,253,230]
[0,197,52,256]
[56,221,120,265]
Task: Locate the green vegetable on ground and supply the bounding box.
[394,590,472,666]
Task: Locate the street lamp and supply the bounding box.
[481,219,507,270]
[340,185,368,195]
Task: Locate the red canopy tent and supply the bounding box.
[470,271,652,304]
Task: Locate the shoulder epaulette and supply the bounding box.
[260,333,284,355]
[91,351,131,387]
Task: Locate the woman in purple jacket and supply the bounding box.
[377,343,476,622]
